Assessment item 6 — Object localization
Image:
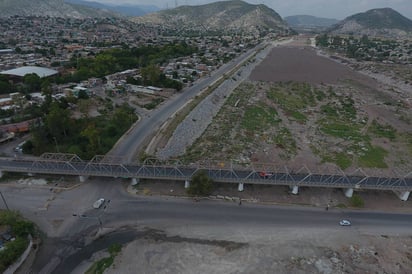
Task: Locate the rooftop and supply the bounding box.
[0,66,58,78]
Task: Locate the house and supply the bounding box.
[0,98,13,107]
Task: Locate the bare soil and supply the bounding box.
[181,40,412,175]
[103,225,412,274]
[249,46,376,86]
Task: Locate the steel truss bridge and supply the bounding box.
[1,153,412,192]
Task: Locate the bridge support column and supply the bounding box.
[131,178,139,186]
[238,183,244,192]
[79,176,88,183]
[184,180,190,189]
[0,170,3,178]
[344,188,354,198]
[290,186,299,195]
[394,191,410,201]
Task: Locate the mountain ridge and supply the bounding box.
[133,0,291,35]
[0,0,117,18]
[65,0,160,16]
[285,15,339,28]
[329,8,412,38]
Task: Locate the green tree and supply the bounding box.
[45,102,71,138]
[316,34,329,47]
[23,73,41,92]
[81,124,100,156]
[187,170,213,197]
[12,220,35,237]
[111,104,136,132]
[0,75,11,95]
[0,210,20,225]
[141,64,161,86]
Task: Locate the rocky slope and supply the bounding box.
[329,8,412,38]
[65,0,159,17]
[0,0,117,18]
[133,0,291,35]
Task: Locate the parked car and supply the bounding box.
[339,219,351,226]
[93,198,105,209]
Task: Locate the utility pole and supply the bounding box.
[0,191,10,210]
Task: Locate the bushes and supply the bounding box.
[85,243,122,274]
[0,210,34,273]
[187,170,214,197]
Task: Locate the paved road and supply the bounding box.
[107,44,265,163]
[1,180,411,273]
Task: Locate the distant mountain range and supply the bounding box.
[1,0,411,40]
[0,0,116,18]
[133,0,291,35]
[285,15,339,31]
[65,0,160,16]
[329,8,412,38]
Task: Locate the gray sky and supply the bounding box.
[95,0,412,20]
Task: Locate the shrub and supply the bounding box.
[187,170,213,197]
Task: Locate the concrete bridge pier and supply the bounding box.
[79,176,88,183]
[238,183,244,192]
[290,186,299,195]
[184,180,190,189]
[131,178,139,186]
[0,170,3,178]
[394,191,410,201]
[344,188,354,198]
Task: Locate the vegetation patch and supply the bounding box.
[143,98,164,110]
[368,120,397,140]
[319,121,366,142]
[267,82,317,124]
[241,104,280,131]
[358,145,388,168]
[0,211,35,273]
[335,152,352,170]
[187,170,214,197]
[274,127,297,157]
[86,243,122,274]
[25,102,137,160]
[180,79,405,171]
[350,194,365,208]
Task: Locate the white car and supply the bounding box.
[339,219,351,226]
[93,198,105,209]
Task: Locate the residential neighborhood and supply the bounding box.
[0,15,264,158]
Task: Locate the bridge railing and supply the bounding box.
[0,154,411,191]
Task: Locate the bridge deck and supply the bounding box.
[1,155,411,191]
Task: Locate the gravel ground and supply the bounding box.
[156,43,276,159]
[103,225,412,274]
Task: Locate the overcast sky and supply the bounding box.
[94,0,412,20]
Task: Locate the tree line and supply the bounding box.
[56,42,198,90]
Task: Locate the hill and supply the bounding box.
[133,0,291,35]
[0,0,117,18]
[329,8,412,38]
[65,0,159,16]
[285,15,338,31]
